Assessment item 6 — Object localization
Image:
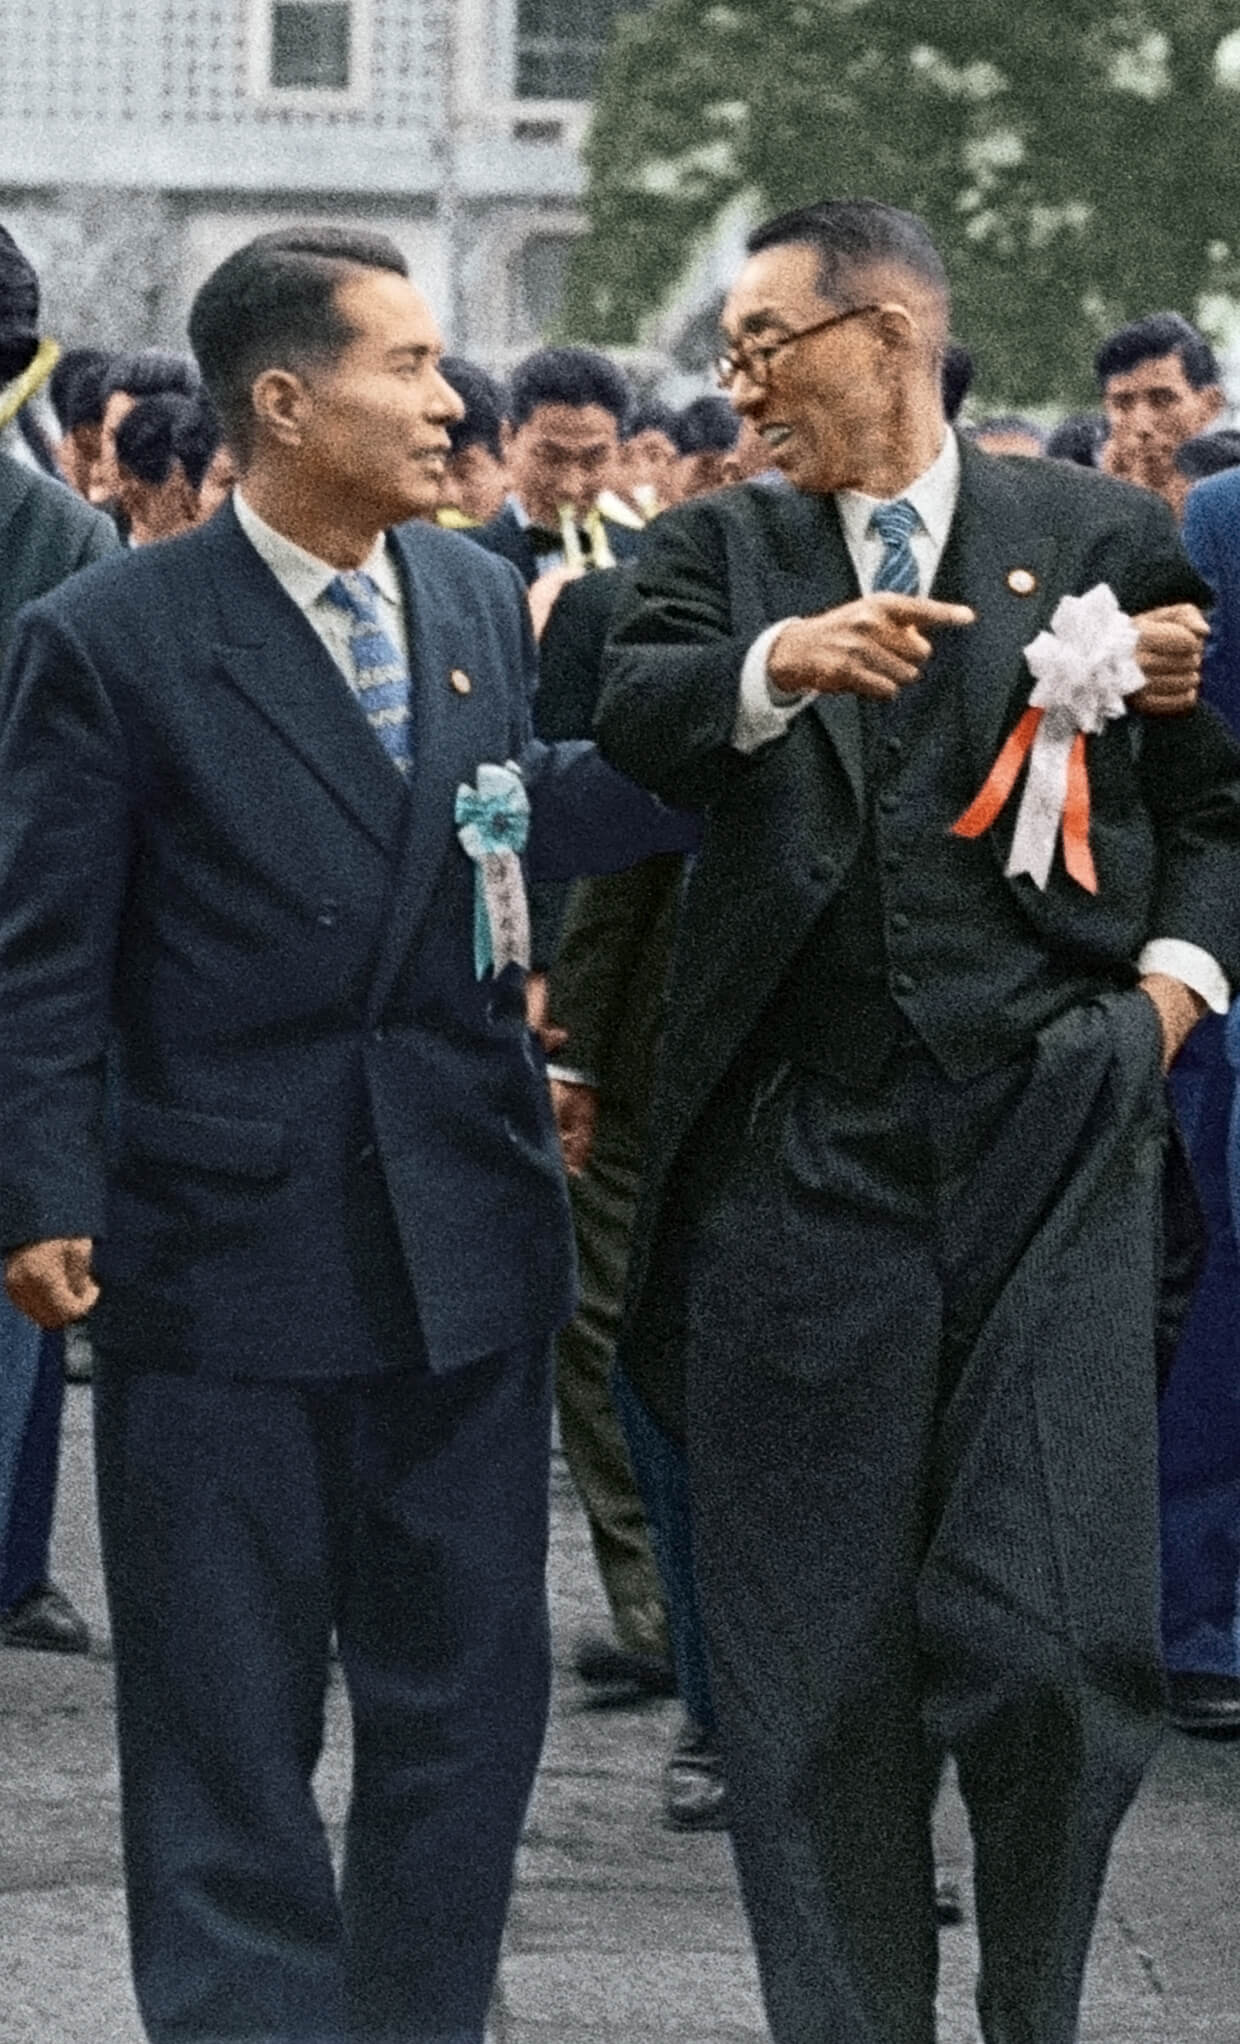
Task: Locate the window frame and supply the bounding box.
[247,0,374,112]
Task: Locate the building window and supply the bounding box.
[249,0,372,107]
[516,0,652,101]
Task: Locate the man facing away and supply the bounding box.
[595,199,1240,2044]
[0,224,692,2044]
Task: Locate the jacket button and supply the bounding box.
[316,900,339,928]
[885,735,904,761]
[357,1141,376,1163]
[892,970,916,996]
[878,789,900,814]
[889,911,911,935]
[372,1026,386,1043]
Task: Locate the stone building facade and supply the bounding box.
[0,0,649,368]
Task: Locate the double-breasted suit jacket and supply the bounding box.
[0,502,689,1381]
[595,440,1240,1404]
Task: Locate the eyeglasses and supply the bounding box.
[713,303,883,390]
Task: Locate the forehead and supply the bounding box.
[332,266,441,353]
[516,403,619,446]
[1104,350,1195,397]
[723,242,832,333]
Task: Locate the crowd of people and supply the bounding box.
[0,201,1238,2044]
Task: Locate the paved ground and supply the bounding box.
[1,1384,1239,2043]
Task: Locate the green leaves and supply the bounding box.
[564,0,1240,406]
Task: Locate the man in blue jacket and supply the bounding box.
[0,225,690,2044]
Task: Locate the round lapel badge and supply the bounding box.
[1006,568,1037,597]
[450,668,473,695]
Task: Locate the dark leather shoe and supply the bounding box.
[663,1715,729,1830]
[573,1632,677,1698]
[1167,1670,1240,1736]
[935,1874,966,1925]
[0,1582,90,1654]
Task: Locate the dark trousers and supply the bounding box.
[612,1363,714,1733]
[0,1324,65,1611]
[93,1342,553,2044]
[1160,1040,1240,1676]
[554,1141,667,1657]
[682,993,1168,2044]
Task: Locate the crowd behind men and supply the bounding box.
[0,207,1239,2044]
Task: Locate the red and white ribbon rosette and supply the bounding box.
[951,583,1145,892]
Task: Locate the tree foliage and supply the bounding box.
[563,0,1240,405]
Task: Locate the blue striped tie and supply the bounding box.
[322,571,413,776]
[868,499,921,596]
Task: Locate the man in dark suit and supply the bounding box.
[0,223,118,1658]
[595,200,1240,2044]
[0,225,691,2044]
[1158,463,1240,1734]
[467,345,641,600]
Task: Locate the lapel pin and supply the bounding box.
[1007,568,1038,597]
[450,668,473,696]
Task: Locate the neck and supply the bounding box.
[843,391,947,499]
[238,465,382,569]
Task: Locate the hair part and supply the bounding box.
[188,224,408,458]
[507,345,632,431]
[1095,312,1220,392]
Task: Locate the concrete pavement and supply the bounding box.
[1,1383,1238,2042]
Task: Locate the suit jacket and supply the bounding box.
[467,501,642,587]
[595,440,1240,1362]
[0,503,693,1379]
[0,451,118,658]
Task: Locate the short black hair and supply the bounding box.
[104,349,201,404]
[439,355,506,461]
[1174,429,1240,483]
[1095,313,1220,393]
[48,347,117,430]
[1045,412,1103,466]
[625,399,678,443]
[746,199,948,308]
[970,413,1046,450]
[507,345,632,430]
[0,223,40,384]
[115,389,223,492]
[673,394,741,457]
[941,341,974,423]
[188,224,408,457]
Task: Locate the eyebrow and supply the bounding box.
[386,343,438,364]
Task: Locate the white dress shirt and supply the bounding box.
[232,489,410,679]
[728,432,1227,1012]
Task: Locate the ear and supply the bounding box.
[1202,384,1225,425]
[250,367,308,449]
[873,302,919,352]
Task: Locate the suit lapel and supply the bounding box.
[942,441,1062,775]
[204,504,407,854]
[760,489,865,806]
[362,525,501,1018]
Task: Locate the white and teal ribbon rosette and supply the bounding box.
[454,761,532,978]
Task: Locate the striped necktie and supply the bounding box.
[322,570,413,776]
[868,498,921,596]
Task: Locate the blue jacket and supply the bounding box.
[0,503,692,1376]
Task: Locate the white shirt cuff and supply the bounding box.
[1137,940,1230,1014]
[733,620,812,753]
[546,1062,598,1088]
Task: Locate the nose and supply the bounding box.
[727,368,763,416]
[428,369,465,424]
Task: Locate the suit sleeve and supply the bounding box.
[548,856,680,1081]
[0,605,133,1248]
[1115,492,1240,981]
[594,504,761,809]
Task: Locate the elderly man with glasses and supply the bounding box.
[594,198,1240,2044]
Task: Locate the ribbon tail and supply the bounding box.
[473,875,493,979]
[1061,730,1097,893]
[951,707,1043,839]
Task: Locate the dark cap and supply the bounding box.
[0,225,40,383]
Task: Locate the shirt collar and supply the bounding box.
[835,429,961,555]
[232,489,400,610]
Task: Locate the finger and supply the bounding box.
[870,596,976,630]
[1138,603,1210,637]
[1137,622,1205,653]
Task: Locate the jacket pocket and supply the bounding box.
[118,1097,290,1180]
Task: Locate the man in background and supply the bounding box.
[1097,311,1224,514]
[88,346,201,515]
[0,224,118,1657]
[113,388,229,545]
[435,356,509,528]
